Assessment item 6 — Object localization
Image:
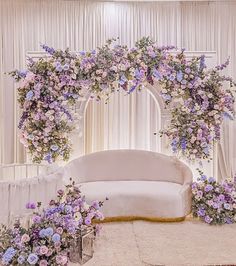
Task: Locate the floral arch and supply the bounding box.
[10,37,235,164]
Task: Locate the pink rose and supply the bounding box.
[40,245,48,255]
[56,227,63,235]
[21,234,30,243]
[56,255,68,265]
[46,249,53,257]
[39,260,48,266]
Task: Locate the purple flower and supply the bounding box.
[18,70,28,78]
[63,64,70,71]
[39,229,46,238]
[197,190,203,197]
[26,90,34,100]
[197,208,205,217]
[218,194,225,201]
[17,255,25,264]
[204,215,212,224]
[201,175,207,181]
[26,202,36,209]
[56,64,63,72]
[224,203,231,210]
[27,253,39,265]
[79,51,86,56]
[208,177,215,183]
[32,215,41,223]
[225,217,233,224]
[199,55,206,70]
[181,138,187,150]
[176,71,183,82]
[2,247,16,264]
[205,184,213,192]
[153,69,162,80]
[92,200,100,209]
[134,69,142,80]
[84,217,91,225]
[65,205,73,213]
[52,233,61,243]
[51,145,59,151]
[44,153,52,164]
[41,44,55,55]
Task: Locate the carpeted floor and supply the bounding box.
[77,220,236,266]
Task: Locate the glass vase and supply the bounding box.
[69,226,95,264]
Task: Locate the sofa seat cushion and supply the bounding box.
[78,181,187,218]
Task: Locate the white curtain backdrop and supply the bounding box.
[85,89,161,154]
[0,0,236,179]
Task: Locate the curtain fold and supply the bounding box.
[0,0,236,179]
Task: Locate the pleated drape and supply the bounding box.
[0,0,236,179]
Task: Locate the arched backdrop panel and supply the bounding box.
[84,88,161,154]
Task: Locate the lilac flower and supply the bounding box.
[17,255,25,264]
[92,200,100,209]
[27,253,39,265]
[201,175,207,181]
[41,44,55,55]
[51,145,59,151]
[205,184,213,192]
[208,177,215,183]
[176,71,183,82]
[65,205,73,213]
[199,55,206,70]
[26,90,34,100]
[197,190,203,198]
[44,153,52,164]
[26,202,36,209]
[18,70,28,78]
[119,75,127,85]
[161,94,172,101]
[2,247,16,264]
[181,138,187,150]
[63,64,70,71]
[152,69,162,80]
[197,208,205,217]
[85,217,91,225]
[224,203,231,210]
[56,64,63,72]
[204,215,212,224]
[32,215,41,223]
[79,51,86,56]
[134,69,142,80]
[52,233,61,243]
[225,217,233,224]
[218,194,225,201]
[39,229,46,238]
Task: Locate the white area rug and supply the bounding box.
[81,220,236,266]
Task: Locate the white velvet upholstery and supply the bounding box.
[65,150,193,219]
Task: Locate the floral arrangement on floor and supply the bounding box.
[192,173,236,224]
[9,37,235,163]
[0,180,105,265]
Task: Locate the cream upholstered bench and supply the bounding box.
[64,150,193,222]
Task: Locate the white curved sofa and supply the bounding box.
[64,150,193,221]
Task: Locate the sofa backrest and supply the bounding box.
[64,149,192,185]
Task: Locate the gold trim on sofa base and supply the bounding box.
[94,216,186,223]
